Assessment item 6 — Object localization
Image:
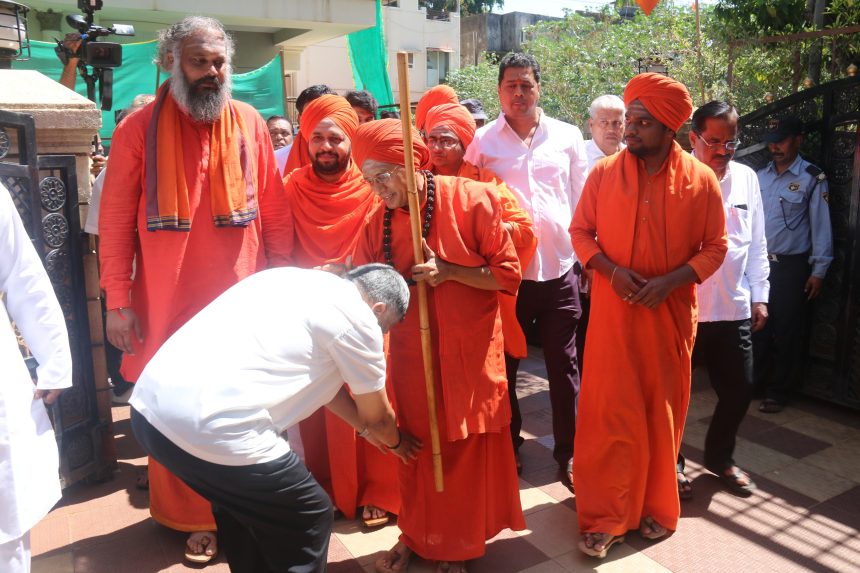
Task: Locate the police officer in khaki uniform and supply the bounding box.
[754,116,833,413]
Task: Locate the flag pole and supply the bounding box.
[395,51,444,492]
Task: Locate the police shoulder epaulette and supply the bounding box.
[805,164,826,181]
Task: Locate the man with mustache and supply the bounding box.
[677,101,769,499]
[262,95,400,529]
[465,53,588,481]
[754,116,833,414]
[98,16,282,564]
[569,73,727,558]
[585,94,626,172]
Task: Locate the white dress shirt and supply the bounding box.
[584,139,625,173]
[697,160,770,323]
[465,110,588,282]
[131,267,386,466]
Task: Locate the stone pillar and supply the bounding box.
[0,70,101,211]
[36,9,63,42]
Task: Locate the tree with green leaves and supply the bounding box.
[418,0,503,14]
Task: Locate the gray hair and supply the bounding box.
[346,264,410,319]
[589,94,625,119]
[155,16,235,72]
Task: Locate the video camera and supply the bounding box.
[56,0,134,111]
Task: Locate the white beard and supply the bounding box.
[170,61,232,123]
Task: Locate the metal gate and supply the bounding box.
[0,108,114,486]
[735,75,860,409]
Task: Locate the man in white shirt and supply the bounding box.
[129,264,420,573]
[465,52,588,477]
[1,184,73,573]
[585,94,626,172]
[680,101,769,498]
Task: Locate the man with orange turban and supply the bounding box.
[262,94,402,528]
[424,103,538,470]
[414,84,458,133]
[569,73,727,558]
[352,119,525,573]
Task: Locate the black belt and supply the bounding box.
[767,253,808,263]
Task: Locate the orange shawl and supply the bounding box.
[145,80,257,231]
[284,161,377,267]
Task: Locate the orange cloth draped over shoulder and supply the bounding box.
[414,84,458,132]
[569,109,726,539]
[100,97,282,532]
[353,121,525,561]
[425,103,537,358]
[262,95,398,519]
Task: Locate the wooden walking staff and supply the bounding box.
[396,51,444,492]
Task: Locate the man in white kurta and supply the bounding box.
[0,183,73,573]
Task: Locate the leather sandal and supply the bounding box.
[578,532,625,558]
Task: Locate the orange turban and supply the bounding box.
[624,73,693,133]
[415,85,458,131]
[424,103,476,149]
[299,94,360,140]
[352,118,430,170]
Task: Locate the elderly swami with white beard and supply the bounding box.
[97,16,283,564]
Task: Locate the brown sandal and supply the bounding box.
[578,532,625,558]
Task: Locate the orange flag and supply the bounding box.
[636,0,659,15]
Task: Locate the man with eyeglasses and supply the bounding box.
[570,74,726,558]
[585,94,626,172]
[676,100,769,500]
[262,94,403,531]
[754,116,833,414]
[465,52,588,482]
[352,119,525,573]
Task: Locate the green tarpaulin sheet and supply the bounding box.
[347,0,394,114]
[12,40,285,142]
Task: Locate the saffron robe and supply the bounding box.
[355,175,526,560]
[569,143,727,536]
[457,160,537,358]
[262,160,398,519]
[99,100,282,532]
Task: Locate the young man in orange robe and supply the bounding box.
[569,73,728,558]
[423,104,538,468]
[98,17,283,564]
[352,119,525,573]
[262,94,400,527]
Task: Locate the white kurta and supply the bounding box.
[0,183,72,545]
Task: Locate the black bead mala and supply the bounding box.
[382,170,435,273]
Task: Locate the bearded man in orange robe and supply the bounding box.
[262,94,400,528]
[569,73,728,558]
[424,103,538,456]
[353,119,525,573]
[98,16,283,563]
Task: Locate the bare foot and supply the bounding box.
[437,560,467,573]
[185,531,217,563]
[375,541,412,573]
[362,504,390,527]
[639,516,668,540]
[578,532,624,558]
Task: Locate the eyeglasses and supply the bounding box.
[695,133,741,151]
[596,119,624,129]
[426,135,461,149]
[363,166,402,187]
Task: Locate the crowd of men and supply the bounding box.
[1,13,834,573]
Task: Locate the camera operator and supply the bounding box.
[57,32,83,91]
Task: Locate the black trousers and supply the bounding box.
[505,268,581,467]
[680,320,754,473]
[131,409,332,573]
[752,255,810,403]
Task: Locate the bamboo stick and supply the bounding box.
[396,51,444,492]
